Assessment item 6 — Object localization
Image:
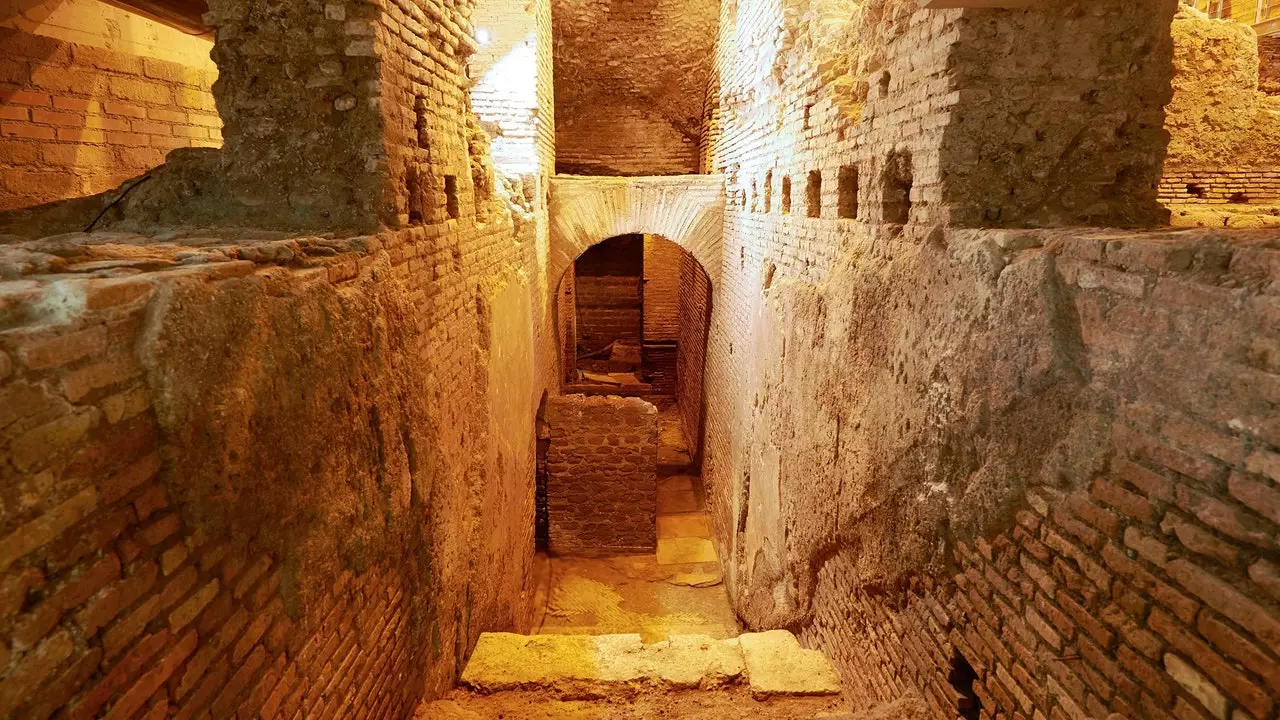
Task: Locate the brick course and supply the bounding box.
[1159,168,1280,205]
[0,27,220,212]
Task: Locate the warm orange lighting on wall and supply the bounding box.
[917,0,1038,7]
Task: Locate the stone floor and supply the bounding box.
[536,401,737,642]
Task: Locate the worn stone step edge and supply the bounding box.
[459,629,842,699]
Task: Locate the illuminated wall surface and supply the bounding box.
[0,0,219,211]
[0,1,1277,719]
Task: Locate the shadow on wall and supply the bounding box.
[0,1,221,216]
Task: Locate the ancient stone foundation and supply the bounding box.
[545,395,659,556]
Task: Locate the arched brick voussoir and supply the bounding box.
[549,174,725,291]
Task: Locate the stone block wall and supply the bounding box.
[545,395,658,556]
[0,27,220,212]
[940,0,1177,227]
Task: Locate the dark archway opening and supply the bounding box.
[553,233,714,458]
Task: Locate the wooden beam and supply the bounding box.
[918,0,1039,8]
[1255,15,1280,35]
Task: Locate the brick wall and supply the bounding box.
[1160,168,1280,204]
[556,108,700,176]
[544,395,659,556]
[675,253,712,459]
[1263,36,1280,96]
[643,236,684,342]
[790,228,1280,720]
[0,211,554,717]
[551,0,717,176]
[704,0,1174,230]
[574,236,644,354]
[643,344,678,396]
[700,220,1280,720]
[471,0,555,177]
[557,265,578,382]
[574,277,643,353]
[696,1,1279,719]
[0,27,220,212]
[0,0,559,715]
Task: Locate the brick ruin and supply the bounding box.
[0,0,1277,719]
[544,395,658,556]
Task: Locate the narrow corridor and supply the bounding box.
[414,405,859,719]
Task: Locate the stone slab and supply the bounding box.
[461,633,744,693]
[739,630,842,698]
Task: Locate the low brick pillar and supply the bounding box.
[545,394,658,555]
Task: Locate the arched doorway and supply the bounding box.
[553,232,713,460]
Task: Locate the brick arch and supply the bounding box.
[548,174,725,290]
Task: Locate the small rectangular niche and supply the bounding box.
[881,151,912,224]
[806,170,822,218]
[781,176,792,215]
[406,164,424,225]
[763,171,773,214]
[444,175,460,220]
[837,166,858,220]
[415,96,429,149]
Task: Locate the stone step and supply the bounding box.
[415,688,850,719]
[455,629,842,699]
